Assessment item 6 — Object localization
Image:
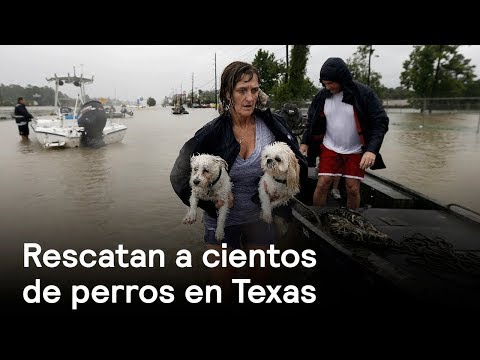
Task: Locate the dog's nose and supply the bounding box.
[193,179,200,185]
[267,158,273,164]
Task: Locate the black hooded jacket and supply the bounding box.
[170,108,308,218]
[14,103,33,124]
[301,57,389,170]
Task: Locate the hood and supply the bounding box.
[319,57,353,85]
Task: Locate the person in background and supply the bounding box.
[14,97,33,140]
[300,57,389,209]
[170,61,307,301]
[330,176,342,200]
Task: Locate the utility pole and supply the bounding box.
[285,45,289,84]
[191,73,194,108]
[215,53,218,110]
[367,45,374,86]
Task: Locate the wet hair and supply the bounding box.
[17,97,24,102]
[219,61,261,113]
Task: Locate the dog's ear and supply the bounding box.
[214,156,228,170]
[190,154,197,164]
[286,152,300,193]
[213,156,228,171]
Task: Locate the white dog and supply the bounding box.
[258,141,300,224]
[183,154,232,241]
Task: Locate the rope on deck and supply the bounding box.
[320,207,392,248]
[391,232,480,279]
[320,207,480,280]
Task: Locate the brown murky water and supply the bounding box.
[1,106,479,313]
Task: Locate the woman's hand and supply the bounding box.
[299,144,309,156]
[215,192,234,209]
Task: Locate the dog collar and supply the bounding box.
[273,177,287,185]
[209,167,222,189]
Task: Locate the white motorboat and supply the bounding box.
[30,71,127,148]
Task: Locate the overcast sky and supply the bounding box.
[1,45,480,102]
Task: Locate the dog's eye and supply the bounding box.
[203,169,209,173]
[193,167,198,171]
[275,156,282,162]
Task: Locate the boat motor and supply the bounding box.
[77,100,107,147]
[276,103,305,137]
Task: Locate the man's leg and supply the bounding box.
[342,152,365,209]
[344,177,361,209]
[333,176,341,190]
[19,125,29,140]
[316,144,340,206]
[313,175,334,206]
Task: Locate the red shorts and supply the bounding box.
[318,144,365,180]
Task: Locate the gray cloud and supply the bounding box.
[1,45,479,102]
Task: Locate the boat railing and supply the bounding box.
[364,172,480,225]
[292,197,321,225]
[446,203,480,223]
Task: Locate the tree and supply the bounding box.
[464,80,480,97]
[0,83,68,106]
[161,96,169,107]
[147,97,156,107]
[252,49,285,96]
[346,45,383,97]
[382,86,414,100]
[400,45,477,99]
[272,45,317,107]
[197,89,216,104]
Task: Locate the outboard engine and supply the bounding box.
[77,100,107,147]
[276,103,305,137]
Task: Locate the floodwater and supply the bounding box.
[1,106,479,314]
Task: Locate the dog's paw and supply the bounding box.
[260,211,273,224]
[215,228,225,241]
[183,211,197,224]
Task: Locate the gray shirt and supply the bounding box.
[204,116,275,229]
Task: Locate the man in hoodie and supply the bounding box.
[299,57,389,209]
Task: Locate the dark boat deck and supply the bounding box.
[363,207,479,251]
[291,172,480,310]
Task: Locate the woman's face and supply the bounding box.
[228,74,259,117]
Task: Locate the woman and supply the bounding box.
[170,61,307,299]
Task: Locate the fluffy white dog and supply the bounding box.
[259,141,300,224]
[183,154,232,241]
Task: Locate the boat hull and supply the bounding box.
[30,122,127,148]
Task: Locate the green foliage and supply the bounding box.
[147,97,156,106]
[0,83,70,106]
[271,45,317,108]
[381,86,414,100]
[346,45,383,97]
[464,80,480,97]
[400,45,477,98]
[252,49,285,96]
[197,89,216,104]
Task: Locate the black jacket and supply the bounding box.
[14,103,33,124]
[301,57,389,170]
[170,108,308,218]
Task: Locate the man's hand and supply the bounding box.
[299,144,309,156]
[215,192,234,209]
[360,151,376,170]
